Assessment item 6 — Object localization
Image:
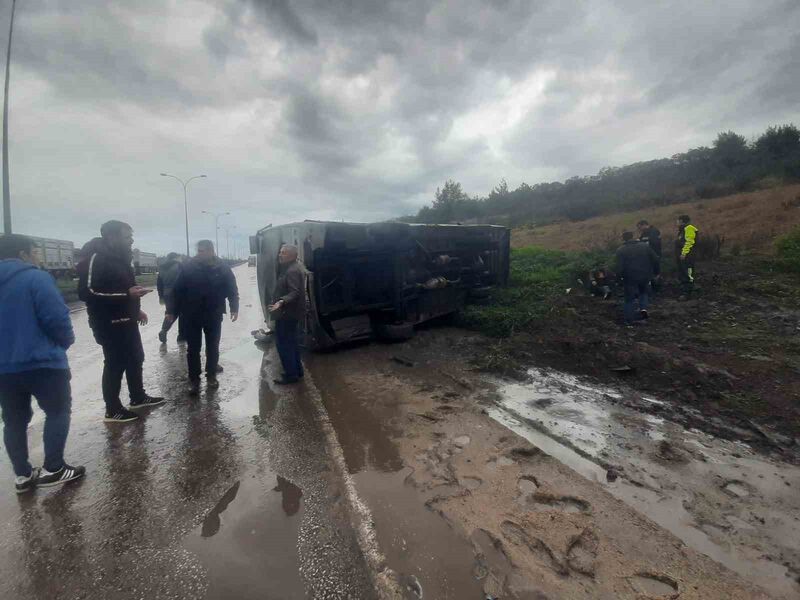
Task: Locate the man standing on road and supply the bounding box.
[637,219,663,293]
[167,240,239,395]
[78,221,165,423]
[268,245,306,385]
[0,234,85,492]
[675,215,699,299]
[615,231,660,325]
[157,252,185,344]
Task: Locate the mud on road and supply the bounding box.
[308,328,800,599]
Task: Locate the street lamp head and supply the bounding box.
[160,173,168,176]
[199,175,207,178]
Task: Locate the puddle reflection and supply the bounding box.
[202,481,241,538]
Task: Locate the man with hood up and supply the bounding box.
[0,234,85,493]
[77,220,165,422]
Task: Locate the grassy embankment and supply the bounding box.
[462,185,800,436]
[58,273,157,304]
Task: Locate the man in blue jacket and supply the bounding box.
[0,234,85,493]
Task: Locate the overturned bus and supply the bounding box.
[250,221,510,350]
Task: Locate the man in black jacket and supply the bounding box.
[268,244,306,385]
[614,231,660,325]
[157,252,185,344]
[77,221,165,422]
[167,240,239,394]
[637,219,663,292]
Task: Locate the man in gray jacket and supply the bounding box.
[268,245,306,385]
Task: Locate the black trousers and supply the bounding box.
[93,322,145,413]
[160,313,186,340]
[275,318,303,380]
[184,313,223,381]
[677,253,696,295]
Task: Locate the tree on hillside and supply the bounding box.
[713,131,749,169]
[430,180,469,223]
[406,123,800,227]
[755,124,800,159]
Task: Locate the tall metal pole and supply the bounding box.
[201,210,229,254]
[183,184,189,256]
[161,173,206,257]
[2,0,17,234]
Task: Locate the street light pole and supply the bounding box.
[2,0,17,234]
[160,173,206,256]
[201,210,229,253]
[222,225,236,259]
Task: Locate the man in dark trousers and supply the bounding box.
[167,240,239,395]
[615,231,660,325]
[157,252,185,344]
[675,214,699,299]
[637,219,663,292]
[0,234,85,492]
[268,244,306,385]
[78,221,165,423]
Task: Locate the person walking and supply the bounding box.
[615,231,660,325]
[268,245,306,385]
[675,214,699,299]
[157,252,185,344]
[167,240,239,395]
[77,221,165,423]
[0,234,85,492]
[637,219,663,293]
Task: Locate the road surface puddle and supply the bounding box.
[183,474,305,599]
[490,367,800,599]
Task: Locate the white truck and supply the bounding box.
[132,249,158,274]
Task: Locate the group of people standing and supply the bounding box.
[0,220,241,493]
[1,219,310,494]
[591,215,698,325]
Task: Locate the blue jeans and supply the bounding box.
[274,319,303,380]
[623,281,650,323]
[0,369,72,476]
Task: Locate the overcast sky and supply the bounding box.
[1,0,798,255]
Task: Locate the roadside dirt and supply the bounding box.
[307,330,799,599]
[482,257,800,455]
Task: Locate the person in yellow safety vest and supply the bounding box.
[675,214,698,298]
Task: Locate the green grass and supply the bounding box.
[462,246,610,337]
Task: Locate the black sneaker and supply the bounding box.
[176,336,187,344]
[158,330,167,344]
[37,464,85,488]
[130,395,166,409]
[104,409,140,423]
[273,377,299,385]
[207,376,220,389]
[640,309,649,320]
[15,468,40,494]
[214,365,224,374]
[188,379,200,396]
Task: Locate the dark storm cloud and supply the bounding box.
[2,0,799,250]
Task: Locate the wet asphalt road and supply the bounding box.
[0,266,374,600]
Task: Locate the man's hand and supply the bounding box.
[129,286,151,298]
[231,312,239,322]
[138,310,148,326]
[164,314,175,325]
[268,300,283,313]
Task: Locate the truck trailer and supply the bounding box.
[0,234,75,278]
[250,221,510,350]
[132,249,158,274]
